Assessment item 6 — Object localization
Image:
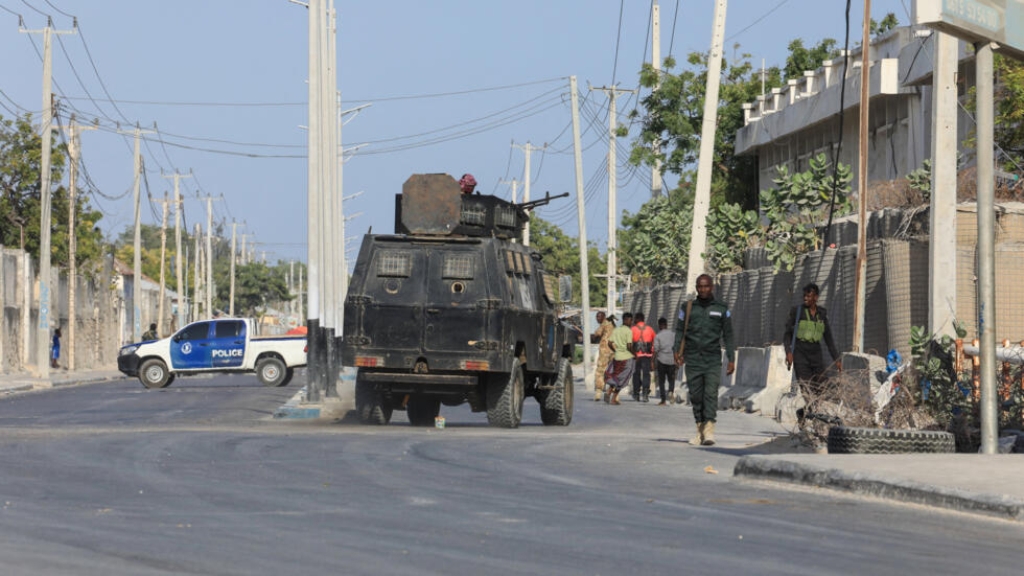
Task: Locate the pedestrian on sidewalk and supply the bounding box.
[142,323,159,341]
[652,317,677,405]
[603,312,635,405]
[591,311,616,401]
[783,282,841,424]
[630,312,656,402]
[674,274,735,446]
[50,328,61,369]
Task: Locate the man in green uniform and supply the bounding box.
[673,274,735,446]
[591,311,616,401]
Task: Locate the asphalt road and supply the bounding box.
[0,373,1020,576]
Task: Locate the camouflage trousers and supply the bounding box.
[594,351,613,391]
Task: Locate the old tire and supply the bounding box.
[827,426,955,454]
[277,368,295,388]
[139,359,171,389]
[487,358,524,429]
[539,358,574,426]
[256,357,286,387]
[407,395,441,427]
[355,374,392,425]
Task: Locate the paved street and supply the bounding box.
[0,372,1021,575]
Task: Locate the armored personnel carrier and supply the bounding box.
[341,173,575,428]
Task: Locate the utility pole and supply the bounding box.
[570,75,593,391]
[975,40,997,454]
[687,0,727,291]
[62,114,96,371]
[589,84,636,314]
[512,141,546,246]
[163,171,192,331]
[22,18,74,376]
[157,192,171,335]
[929,31,958,339]
[650,0,663,198]
[194,223,203,319]
[230,220,242,317]
[306,0,324,401]
[119,124,155,342]
[197,194,221,317]
[499,178,519,203]
[852,0,871,352]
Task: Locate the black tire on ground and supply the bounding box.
[355,374,392,425]
[407,395,441,427]
[256,357,287,387]
[538,358,574,426]
[827,426,956,454]
[277,368,295,388]
[165,374,176,386]
[487,358,524,428]
[139,359,171,389]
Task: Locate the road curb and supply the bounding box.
[734,455,1024,522]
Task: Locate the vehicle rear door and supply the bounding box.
[210,320,246,368]
[365,246,426,352]
[170,321,213,370]
[423,247,487,353]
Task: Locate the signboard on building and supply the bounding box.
[915,0,1024,59]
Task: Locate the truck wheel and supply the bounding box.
[139,359,171,389]
[487,358,524,428]
[407,395,441,427]
[257,357,287,387]
[827,426,955,454]
[277,368,295,388]
[539,358,574,426]
[355,374,392,425]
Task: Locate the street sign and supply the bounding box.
[915,0,1024,59]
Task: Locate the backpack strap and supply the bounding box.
[675,299,693,359]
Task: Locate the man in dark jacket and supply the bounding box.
[674,274,735,446]
[783,283,842,421]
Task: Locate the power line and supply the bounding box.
[611,0,626,85]
[725,0,791,43]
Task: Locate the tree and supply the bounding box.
[703,202,761,274]
[215,261,292,320]
[618,184,693,283]
[783,38,839,81]
[115,223,193,293]
[529,216,606,307]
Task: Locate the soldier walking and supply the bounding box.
[674,274,735,446]
[591,311,616,401]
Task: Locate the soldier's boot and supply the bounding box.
[688,422,705,446]
[702,421,716,446]
[594,385,604,402]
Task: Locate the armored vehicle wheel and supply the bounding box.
[355,374,392,425]
[487,358,524,428]
[139,359,171,389]
[539,358,574,426]
[256,357,287,387]
[407,395,441,427]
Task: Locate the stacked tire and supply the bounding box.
[827,426,955,454]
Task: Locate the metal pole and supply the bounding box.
[975,41,997,454]
[570,76,593,391]
[686,0,728,290]
[852,0,871,353]
[132,126,143,342]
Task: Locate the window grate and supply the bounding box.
[443,254,474,279]
[461,204,486,226]
[377,251,412,277]
[496,205,517,228]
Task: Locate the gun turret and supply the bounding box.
[517,191,570,212]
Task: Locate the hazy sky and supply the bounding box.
[0,0,910,265]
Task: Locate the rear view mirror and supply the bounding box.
[558,275,572,303]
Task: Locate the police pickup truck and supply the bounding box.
[117,318,308,389]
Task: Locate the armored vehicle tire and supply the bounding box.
[407,395,441,427]
[539,358,574,426]
[257,357,287,387]
[827,426,955,454]
[487,359,525,428]
[139,359,171,389]
[355,375,392,425]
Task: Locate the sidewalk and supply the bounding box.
[0,367,128,393]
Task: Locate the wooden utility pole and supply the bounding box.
[589,84,637,314]
[162,171,192,331]
[22,18,74,376]
[687,0,727,292]
[62,114,96,370]
[852,0,871,352]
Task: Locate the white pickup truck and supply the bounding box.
[117,318,308,389]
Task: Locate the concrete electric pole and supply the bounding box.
[21,18,74,376]
[512,141,546,246]
[852,0,872,353]
[570,75,593,391]
[62,114,96,371]
[119,124,155,342]
[589,84,637,315]
[157,192,171,335]
[162,171,192,331]
[687,0,727,292]
[650,0,664,198]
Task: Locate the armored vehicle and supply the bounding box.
[341,173,575,428]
